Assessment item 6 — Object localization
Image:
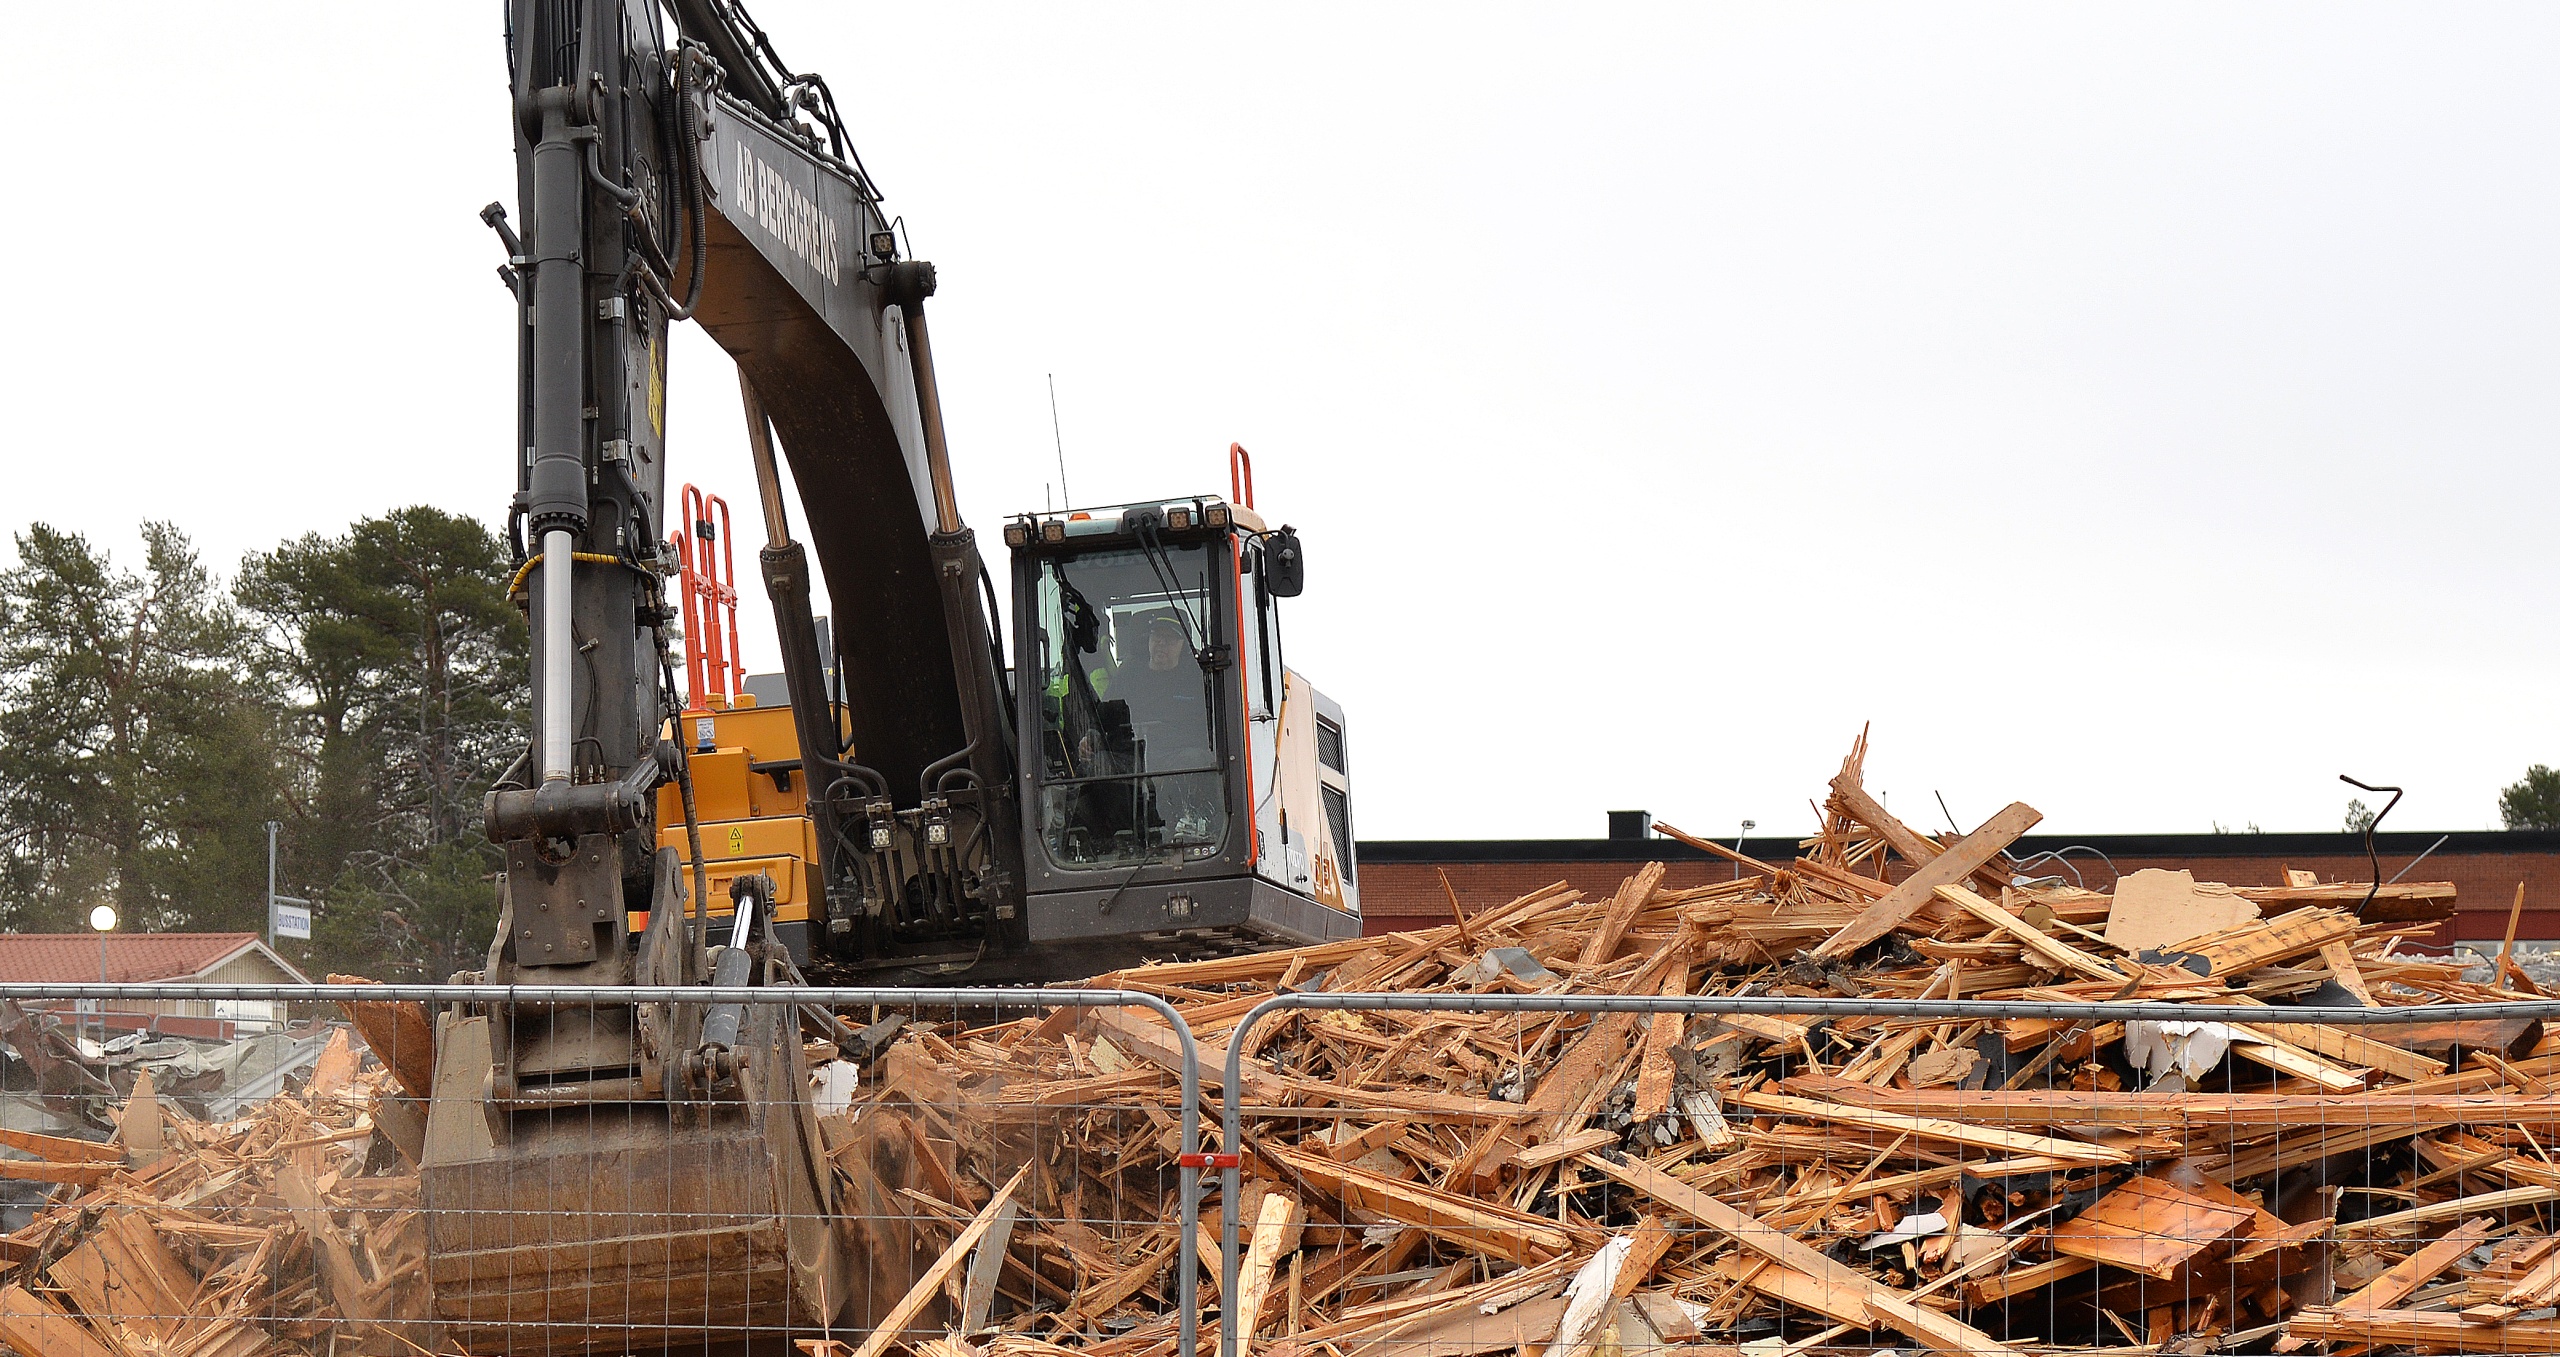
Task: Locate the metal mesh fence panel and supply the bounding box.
[1210,993,2560,1357]
[18,982,2560,1357]
[0,983,1201,1357]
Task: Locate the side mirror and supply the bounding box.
[1263,527,1304,597]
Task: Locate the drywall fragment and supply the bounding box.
[2125,1019,2235,1083]
[2104,869,2260,952]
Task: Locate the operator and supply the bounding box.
[1106,611,1219,844]
[1108,613,1204,739]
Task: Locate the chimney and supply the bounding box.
[1607,810,1652,841]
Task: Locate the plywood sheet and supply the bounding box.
[2050,1175,2254,1279]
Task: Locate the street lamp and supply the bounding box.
[1732,821,1755,880]
[88,904,115,1046]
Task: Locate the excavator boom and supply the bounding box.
[422,3,1359,1350]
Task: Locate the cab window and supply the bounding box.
[1032,543,1227,869]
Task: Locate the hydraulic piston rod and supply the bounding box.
[538,528,576,782]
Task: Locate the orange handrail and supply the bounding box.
[670,484,746,709]
[1229,442,1255,510]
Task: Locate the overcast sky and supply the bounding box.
[7,5,2555,841]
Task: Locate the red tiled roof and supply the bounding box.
[0,933,272,984]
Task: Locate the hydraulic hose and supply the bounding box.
[663,661,711,956]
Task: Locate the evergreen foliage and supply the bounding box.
[0,510,528,978]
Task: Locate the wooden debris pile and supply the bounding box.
[826,734,2560,1357]
[0,1025,435,1357]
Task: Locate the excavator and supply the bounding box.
[417,2,1360,1351]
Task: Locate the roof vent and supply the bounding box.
[1608,810,1652,841]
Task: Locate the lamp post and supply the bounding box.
[1733,820,1755,880]
[87,903,115,1046]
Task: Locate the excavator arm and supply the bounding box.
[423,5,1014,1350]
[430,5,1352,1348]
[490,0,1020,979]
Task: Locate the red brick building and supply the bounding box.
[1354,828,2560,948]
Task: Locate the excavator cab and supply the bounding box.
[1003,481,1362,953]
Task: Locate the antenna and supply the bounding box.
[1047,373,1073,508]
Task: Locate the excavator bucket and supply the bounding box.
[419,998,847,1355]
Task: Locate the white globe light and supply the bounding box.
[88,905,116,932]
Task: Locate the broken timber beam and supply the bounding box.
[1811,802,2042,960]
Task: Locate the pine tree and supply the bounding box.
[2501,766,2560,832]
[0,524,283,932]
[238,507,527,978]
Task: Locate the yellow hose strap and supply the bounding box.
[506,550,629,602]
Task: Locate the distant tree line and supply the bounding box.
[0,510,525,981]
[2505,766,2560,831]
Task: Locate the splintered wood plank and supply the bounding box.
[1528,938,1687,1137]
[2050,1176,2255,1279]
[1233,1193,1305,1357]
[1581,1152,1862,1309]
[1527,1015,1644,1128]
[0,1284,113,1357]
[1731,1090,2130,1165]
[2389,1016,2544,1061]
[1713,1254,1873,1330]
[1863,1287,2031,1357]
[1828,754,1948,869]
[1774,1073,2560,1135]
[1905,1045,1980,1089]
[0,1126,123,1166]
[1934,885,2120,981]
[1633,972,1684,1121]
[1964,1253,2095,1305]
[1717,1013,1811,1046]
[2509,1233,2560,1308]
[1511,1128,1618,1170]
[1712,1254,2026,1357]
[308,1026,359,1098]
[328,973,438,1100]
[2320,940,2382,1007]
[2287,1305,2560,1351]
[1336,1294,1570,1357]
[1064,1226,1176,1324]
[2337,1186,2560,1237]
[2179,908,2359,976]
[958,1198,1019,1332]
[1292,1254,1577,1353]
[1263,1146,1567,1264]
[2331,1215,2495,1312]
[1811,802,2042,960]
[1578,864,1667,968]
[278,1159,382,1324]
[2227,1032,2370,1093]
[2237,1016,2442,1084]
[1584,1150,2019,1356]
[1612,1215,1678,1299]
[48,1211,195,1346]
[2234,881,2457,913]
[115,1071,160,1168]
[846,1164,1031,1357]
[0,1161,117,1186]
